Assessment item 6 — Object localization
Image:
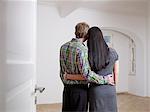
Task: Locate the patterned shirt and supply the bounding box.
[59,38,106,85]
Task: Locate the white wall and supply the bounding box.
[0,1,5,112]
[102,30,130,93]
[148,1,150,97]
[37,5,64,104]
[37,3,147,104]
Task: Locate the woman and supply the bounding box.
[66,26,119,112]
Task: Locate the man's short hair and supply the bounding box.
[75,22,89,39]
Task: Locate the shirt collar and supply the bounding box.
[71,38,80,42]
[71,38,85,46]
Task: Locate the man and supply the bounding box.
[60,22,114,112]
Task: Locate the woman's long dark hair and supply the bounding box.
[87,27,109,71]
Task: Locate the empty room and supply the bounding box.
[1,0,150,112]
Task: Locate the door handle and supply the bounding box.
[34,86,45,104]
[35,86,45,93]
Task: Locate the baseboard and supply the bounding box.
[117,92,150,98]
[37,103,62,106]
[117,92,128,95]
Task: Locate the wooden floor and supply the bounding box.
[37,93,150,112]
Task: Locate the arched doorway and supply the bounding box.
[101,28,137,93]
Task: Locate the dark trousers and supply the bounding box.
[62,84,88,112]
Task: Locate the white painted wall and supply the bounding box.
[148,1,150,97]
[37,5,64,104]
[0,1,5,112]
[37,3,147,104]
[102,30,130,93]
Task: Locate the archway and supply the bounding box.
[101,27,146,96]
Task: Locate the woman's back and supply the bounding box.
[89,48,118,112]
[87,27,118,112]
[96,48,118,76]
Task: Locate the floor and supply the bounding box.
[37,93,150,112]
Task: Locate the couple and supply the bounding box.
[60,22,119,112]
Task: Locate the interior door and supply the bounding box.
[5,1,36,112]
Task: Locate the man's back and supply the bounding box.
[60,38,88,85]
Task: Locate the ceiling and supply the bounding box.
[38,0,148,17]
